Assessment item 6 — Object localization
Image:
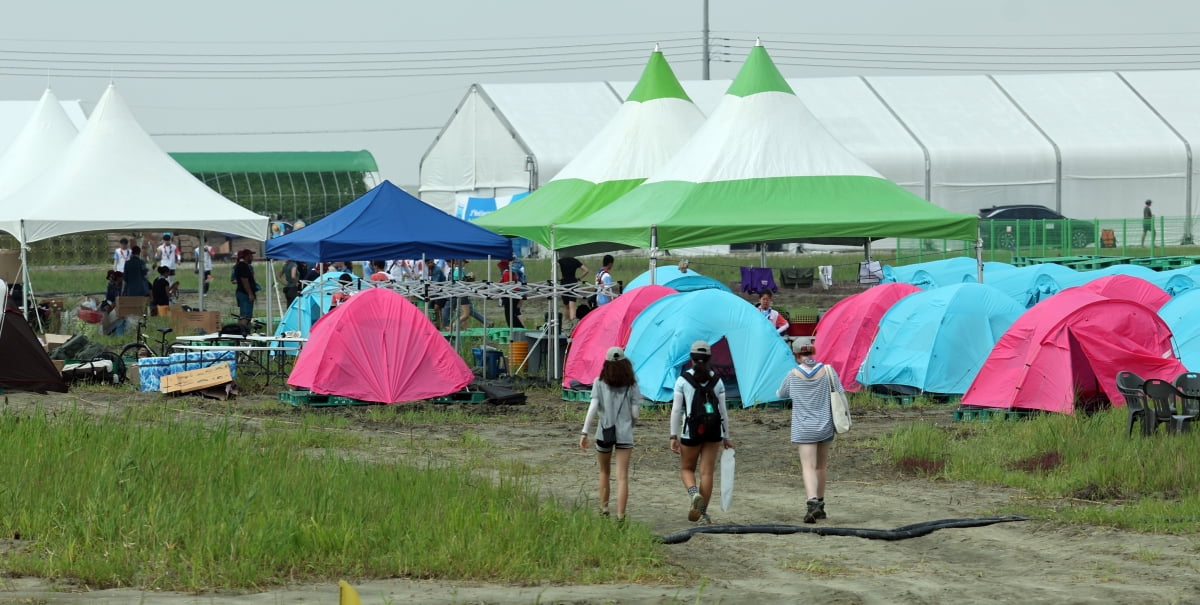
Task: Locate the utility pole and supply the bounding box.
[702,0,711,80]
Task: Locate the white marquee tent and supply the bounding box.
[0,89,81,200]
[421,69,1200,232]
[0,84,269,244]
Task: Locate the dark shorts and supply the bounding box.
[560,280,578,303]
[595,441,633,454]
[680,434,723,447]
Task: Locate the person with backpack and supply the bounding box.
[669,340,734,525]
[777,341,844,524]
[579,346,640,522]
[595,254,617,306]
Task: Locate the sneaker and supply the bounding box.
[814,500,827,520]
[599,506,610,518]
[687,493,704,522]
[694,513,712,526]
[804,498,820,524]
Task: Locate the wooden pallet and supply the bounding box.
[277,391,374,407]
[953,407,1035,422]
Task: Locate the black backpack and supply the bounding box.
[681,371,722,440]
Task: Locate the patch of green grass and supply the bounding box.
[882,409,1200,533]
[0,407,669,591]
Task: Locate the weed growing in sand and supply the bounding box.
[0,406,668,591]
[883,409,1200,533]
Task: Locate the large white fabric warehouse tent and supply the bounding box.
[421,69,1200,238]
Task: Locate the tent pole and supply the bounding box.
[482,255,491,380]
[976,226,984,284]
[649,226,658,285]
[550,230,560,382]
[197,232,206,312]
[19,223,41,331]
[265,258,274,336]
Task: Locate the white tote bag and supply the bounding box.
[826,366,852,433]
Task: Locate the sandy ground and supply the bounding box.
[2,388,1198,605]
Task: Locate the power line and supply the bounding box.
[0,37,702,59]
[0,31,701,46]
[152,126,441,136]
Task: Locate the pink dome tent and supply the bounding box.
[289,288,474,403]
[562,285,676,388]
[1067,274,1170,311]
[962,289,1185,414]
[814,282,921,392]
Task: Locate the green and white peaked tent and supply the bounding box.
[473,47,705,252]
[554,42,978,253]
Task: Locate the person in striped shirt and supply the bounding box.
[777,341,843,523]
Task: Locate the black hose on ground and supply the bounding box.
[658,515,1029,544]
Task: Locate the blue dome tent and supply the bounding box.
[981,263,1079,308]
[881,257,1014,290]
[624,289,795,406]
[1158,289,1200,369]
[272,271,361,351]
[623,265,732,293]
[857,283,1025,395]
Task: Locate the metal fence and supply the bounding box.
[895,216,1198,264]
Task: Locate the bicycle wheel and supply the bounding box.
[119,343,157,360]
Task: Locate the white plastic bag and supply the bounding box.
[720,448,736,512]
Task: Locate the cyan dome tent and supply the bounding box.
[272,271,360,350]
[815,282,921,392]
[963,289,1186,414]
[288,288,474,404]
[1068,274,1169,311]
[562,284,676,389]
[857,283,1025,395]
[624,288,795,406]
[881,258,1014,290]
[981,263,1079,308]
[1159,289,1200,369]
[623,266,731,293]
[1156,266,1200,296]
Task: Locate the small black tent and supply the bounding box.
[0,308,68,394]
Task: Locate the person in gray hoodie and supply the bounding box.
[579,346,640,522]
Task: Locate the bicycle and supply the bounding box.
[119,314,176,359]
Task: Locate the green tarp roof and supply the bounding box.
[169,151,378,174]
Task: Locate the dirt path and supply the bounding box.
[2,392,1197,604]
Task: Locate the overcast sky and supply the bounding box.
[4,1,1200,187]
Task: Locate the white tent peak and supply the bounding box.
[0,89,78,200]
[0,84,269,243]
[755,37,762,47]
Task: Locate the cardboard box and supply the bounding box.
[170,309,221,336]
[52,359,65,374]
[114,296,149,318]
[43,333,72,353]
[160,363,233,394]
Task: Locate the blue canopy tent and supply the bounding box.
[881,257,1014,290]
[265,180,513,262]
[624,289,795,406]
[1158,289,1200,369]
[623,266,732,293]
[857,283,1025,395]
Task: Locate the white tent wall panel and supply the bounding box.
[480,82,621,184]
[790,77,927,197]
[419,88,532,214]
[865,75,1057,215]
[1120,70,1200,234]
[995,73,1188,220]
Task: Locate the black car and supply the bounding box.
[978,204,1095,250]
